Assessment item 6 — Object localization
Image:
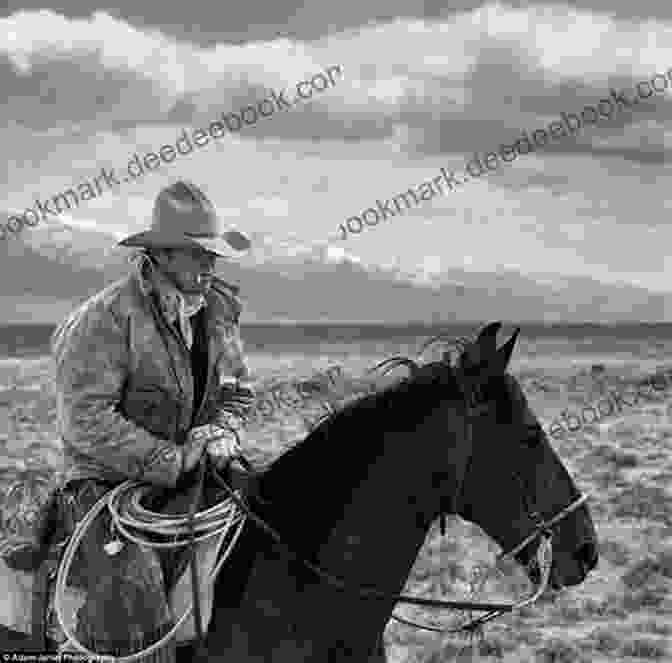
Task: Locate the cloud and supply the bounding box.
[2,3,672,295]
[3,3,672,158]
[0,9,344,134]
[0,10,652,122]
[389,4,672,162]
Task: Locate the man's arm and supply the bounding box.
[207,281,255,429]
[52,304,183,487]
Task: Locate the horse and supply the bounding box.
[0,322,599,661]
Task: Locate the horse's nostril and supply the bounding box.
[575,542,599,571]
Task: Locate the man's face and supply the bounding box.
[155,246,219,295]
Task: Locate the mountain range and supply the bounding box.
[1,211,670,325]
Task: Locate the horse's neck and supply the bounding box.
[206,400,469,662]
[301,429,446,645]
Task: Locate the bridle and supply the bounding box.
[386,394,591,634]
[211,458,589,636]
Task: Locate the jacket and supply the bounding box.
[51,263,251,488]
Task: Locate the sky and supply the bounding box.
[2,0,672,292]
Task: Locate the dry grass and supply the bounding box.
[0,354,671,661]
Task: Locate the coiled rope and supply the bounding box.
[54,477,247,662]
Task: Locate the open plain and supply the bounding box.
[0,331,670,662]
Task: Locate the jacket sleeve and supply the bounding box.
[206,280,255,432]
[210,383,256,432]
[209,348,256,433]
[52,303,183,487]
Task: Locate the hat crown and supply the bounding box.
[153,180,219,236]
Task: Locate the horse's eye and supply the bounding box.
[521,424,543,447]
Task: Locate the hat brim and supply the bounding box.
[118,228,251,259]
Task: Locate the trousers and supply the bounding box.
[58,479,177,662]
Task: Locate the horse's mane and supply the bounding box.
[259,356,465,557]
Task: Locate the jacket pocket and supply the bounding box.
[118,385,181,441]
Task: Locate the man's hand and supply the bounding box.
[183,424,241,473]
[185,423,244,472]
[219,384,256,422]
[207,426,242,469]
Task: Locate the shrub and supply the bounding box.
[622,554,672,588]
[637,620,672,636]
[534,638,590,663]
[589,628,619,653]
[591,444,639,468]
[599,539,630,566]
[612,483,672,524]
[655,549,672,578]
[622,584,669,610]
[620,637,668,659]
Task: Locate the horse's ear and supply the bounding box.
[477,321,502,343]
[460,322,501,368]
[460,327,519,394]
[491,327,520,374]
[475,322,502,356]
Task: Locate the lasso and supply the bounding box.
[54,480,246,662]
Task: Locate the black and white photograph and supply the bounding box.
[0,0,670,661]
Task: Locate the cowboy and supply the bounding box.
[50,180,256,661]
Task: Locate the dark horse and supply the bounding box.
[0,323,599,661]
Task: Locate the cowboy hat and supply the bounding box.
[118,180,251,258]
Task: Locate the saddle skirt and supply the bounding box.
[0,521,234,648]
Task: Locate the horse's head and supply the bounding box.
[449,323,599,590]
